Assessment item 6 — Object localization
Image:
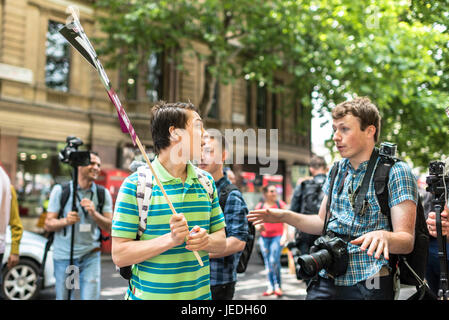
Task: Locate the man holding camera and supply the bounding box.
[248,97,418,300]
[45,152,113,300]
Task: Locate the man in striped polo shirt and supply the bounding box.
[111,102,226,300]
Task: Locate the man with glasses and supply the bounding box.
[248,97,417,300]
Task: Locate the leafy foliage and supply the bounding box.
[95,0,449,168]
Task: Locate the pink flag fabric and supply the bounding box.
[107,89,137,145]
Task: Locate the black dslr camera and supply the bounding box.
[59,136,91,167]
[296,234,349,280]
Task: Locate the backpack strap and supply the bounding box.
[373,155,403,225]
[218,183,239,212]
[136,165,154,240]
[94,184,107,241]
[59,182,71,236]
[118,165,154,286]
[194,167,214,203]
[373,156,403,270]
[373,158,396,222]
[323,162,340,235]
[353,148,379,217]
[96,184,105,214]
[59,182,71,218]
[134,165,214,242]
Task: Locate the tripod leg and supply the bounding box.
[434,203,449,300]
[68,166,78,301]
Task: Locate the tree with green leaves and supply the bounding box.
[275,0,449,169]
[95,0,449,169]
[95,0,295,117]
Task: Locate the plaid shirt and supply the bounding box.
[210,176,249,286]
[321,157,418,286]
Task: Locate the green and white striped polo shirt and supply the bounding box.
[112,156,225,300]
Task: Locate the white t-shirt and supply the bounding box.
[0,166,11,254]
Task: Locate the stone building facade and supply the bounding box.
[0,0,311,229]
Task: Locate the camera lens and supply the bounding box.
[297,249,332,279]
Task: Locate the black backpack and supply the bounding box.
[219,183,254,273]
[372,156,429,287]
[327,152,430,287]
[299,175,325,215]
[294,176,326,251]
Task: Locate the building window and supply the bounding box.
[246,81,253,126]
[256,85,267,128]
[208,82,220,119]
[146,52,164,102]
[16,138,72,228]
[272,92,278,129]
[45,20,71,92]
[121,51,164,102]
[124,61,138,100]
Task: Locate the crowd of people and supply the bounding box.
[1,97,449,301]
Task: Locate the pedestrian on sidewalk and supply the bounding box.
[6,184,23,270]
[0,165,12,296]
[199,131,249,300]
[255,185,288,297]
[45,152,113,300]
[290,155,328,256]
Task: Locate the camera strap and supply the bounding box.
[323,148,379,237]
[323,163,340,235]
[353,148,379,217]
[75,190,94,217]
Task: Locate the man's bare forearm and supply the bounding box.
[91,211,112,233]
[112,234,177,267]
[209,236,245,259]
[44,215,68,232]
[281,210,325,236]
[385,230,414,255]
[205,228,226,254]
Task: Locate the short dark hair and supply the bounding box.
[309,155,326,170]
[150,101,198,154]
[332,97,381,142]
[262,185,276,194]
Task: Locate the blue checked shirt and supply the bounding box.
[321,157,418,286]
[210,176,249,286]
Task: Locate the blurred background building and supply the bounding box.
[0,0,312,232]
